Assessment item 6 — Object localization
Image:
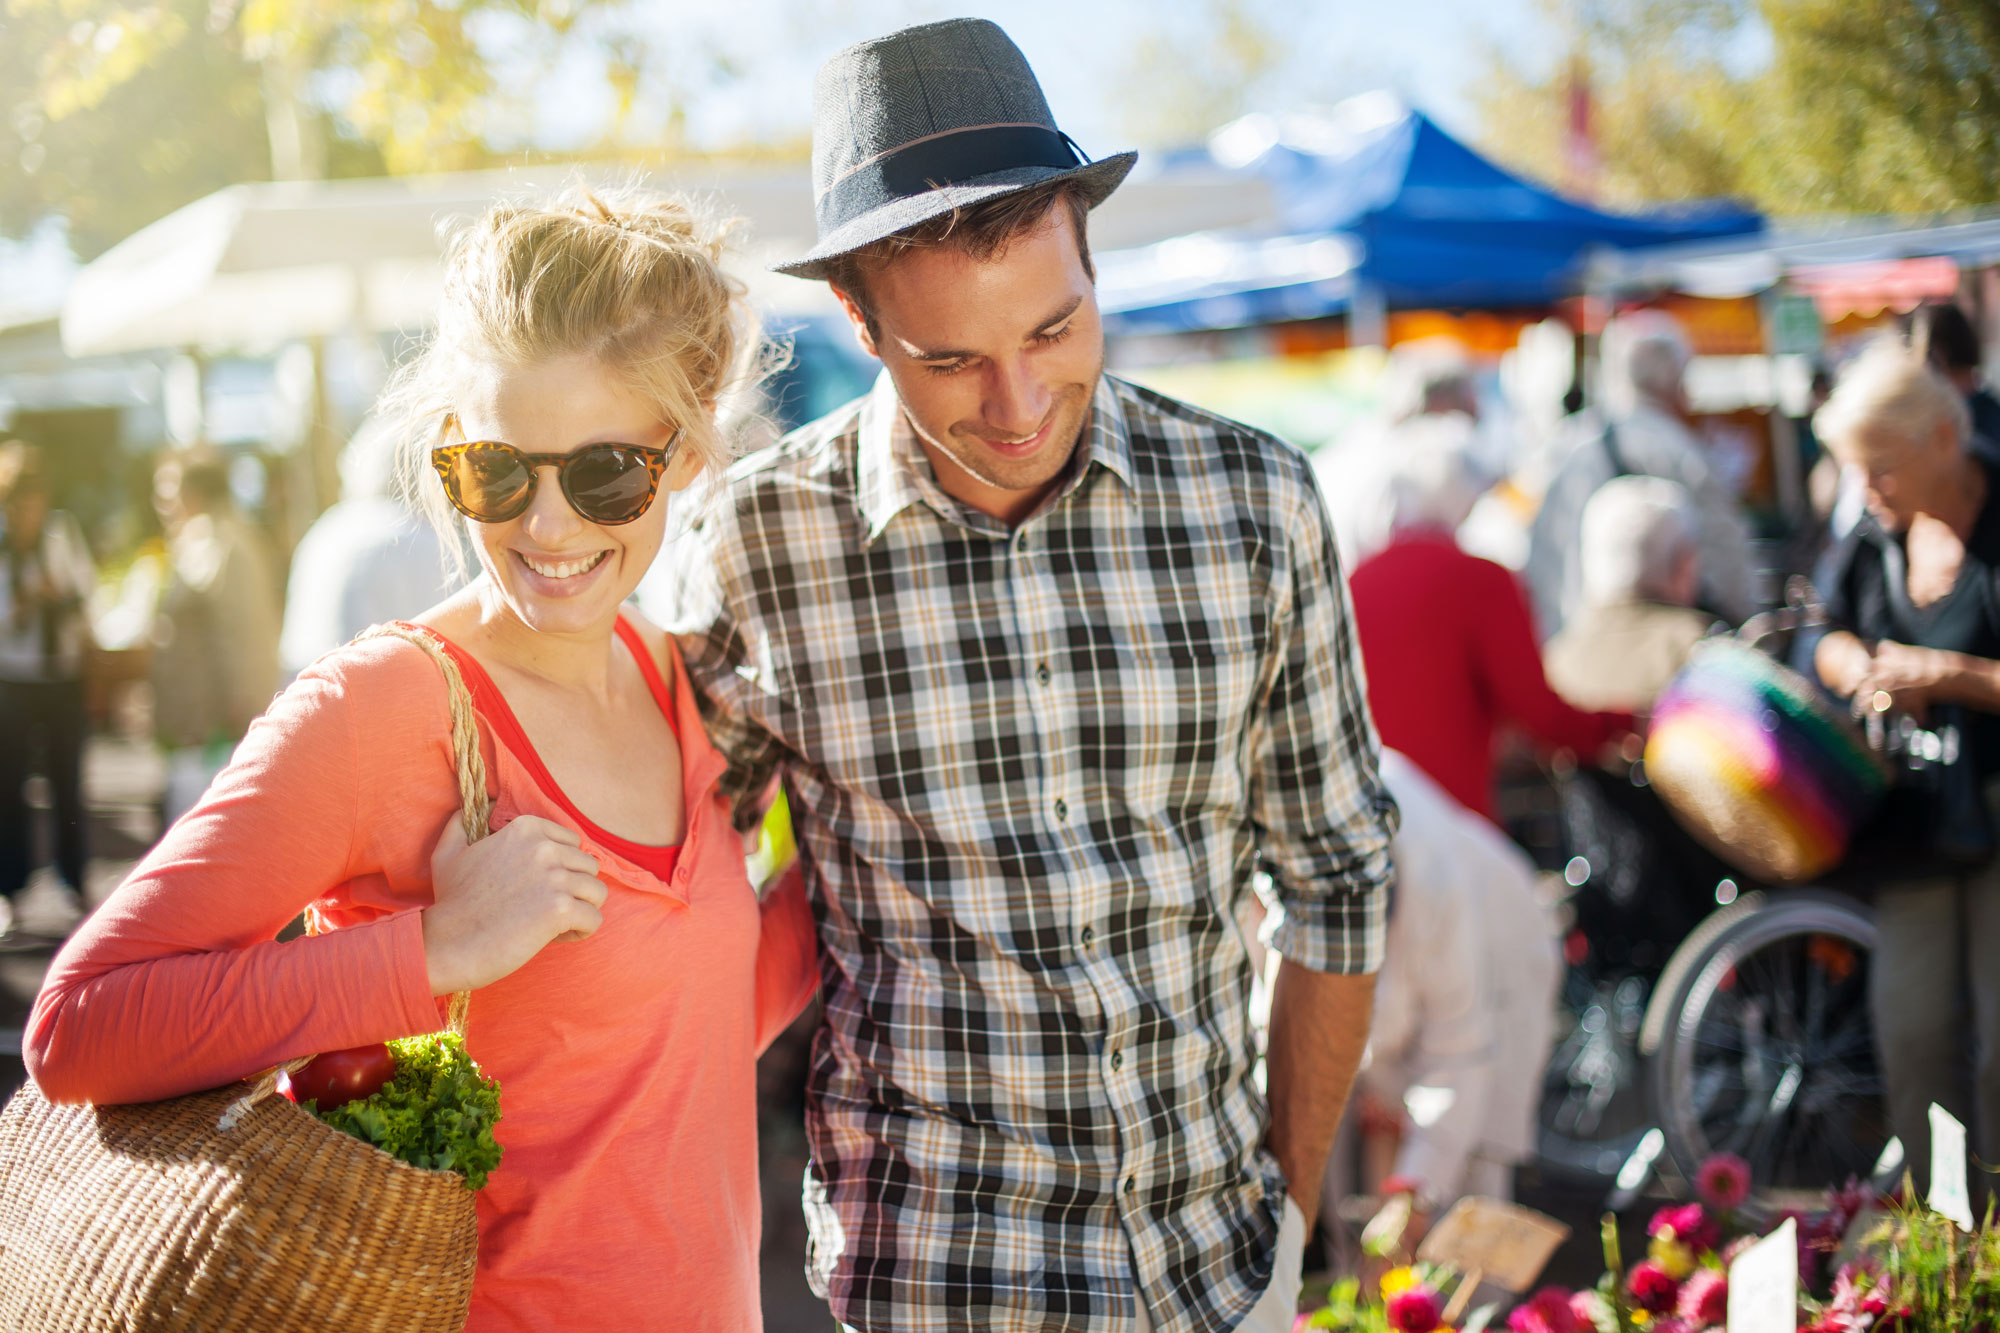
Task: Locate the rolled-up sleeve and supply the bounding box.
[1251,480,1397,974]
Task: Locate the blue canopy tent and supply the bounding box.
[1097,94,1763,335]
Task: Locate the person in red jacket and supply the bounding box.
[1337,423,1633,821]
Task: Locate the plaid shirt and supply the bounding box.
[650,372,1395,1332]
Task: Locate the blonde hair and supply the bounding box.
[1815,335,1970,463]
[382,186,764,575]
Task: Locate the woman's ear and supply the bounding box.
[664,439,707,492]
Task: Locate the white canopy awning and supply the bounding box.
[62,157,1279,358]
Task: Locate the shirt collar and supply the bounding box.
[855,371,1137,545]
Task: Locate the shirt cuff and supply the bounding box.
[1259,882,1388,975]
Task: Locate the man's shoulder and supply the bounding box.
[1107,376,1319,509]
[725,393,870,494]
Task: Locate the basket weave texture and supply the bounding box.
[0,623,490,1330]
[0,1081,477,1331]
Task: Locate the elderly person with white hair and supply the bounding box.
[1813,336,2000,1197]
[1544,476,1716,712]
[1524,311,1758,639]
[1347,424,1634,822]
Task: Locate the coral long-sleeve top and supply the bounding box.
[1350,534,1633,820]
[26,616,819,1333]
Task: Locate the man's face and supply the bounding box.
[836,204,1104,524]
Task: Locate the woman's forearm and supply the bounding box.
[1940,651,2000,712]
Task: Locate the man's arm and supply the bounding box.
[1266,964,1374,1232]
[1249,459,1398,1225]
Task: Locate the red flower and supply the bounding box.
[1676,1268,1728,1324]
[1626,1260,1681,1314]
[1505,1287,1579,1333]
[1387,1287,1444,1333]
[1694,1152,1752,1211]
[1647,1202,1720,1254]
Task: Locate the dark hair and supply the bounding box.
[824,179,1094,335]
[1912,302,1982,373]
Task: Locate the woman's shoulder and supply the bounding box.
[288,627,459,741]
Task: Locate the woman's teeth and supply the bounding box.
[520,551,608,579]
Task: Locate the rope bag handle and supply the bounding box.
[219,622,490,1130]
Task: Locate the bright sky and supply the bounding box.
[501,0,1559,158]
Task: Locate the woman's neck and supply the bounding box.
[467,581,624,701]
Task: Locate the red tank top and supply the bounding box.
[423,616,683,881]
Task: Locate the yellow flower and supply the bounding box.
[1380,1267,1417,1298]
[1648,1234,1697,1280]
[1632,1312,1652,1327]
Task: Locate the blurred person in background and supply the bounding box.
[1812,337,2000,1195]
[1319,339,1485,571]
[1347,431,1633,823]
[0,441,95,935]
[1911,301,2000,454]
[149,452,281,824]
[1337,749,1556,1242]
[1544,476,1716,712]
[279,414,455,678]
[1524,311,1758,638]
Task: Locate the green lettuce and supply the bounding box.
[309,1032,503,1191]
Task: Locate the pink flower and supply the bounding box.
[1648,1321,1694,1333]
[1387,1287,1444,1333]
[1830,1175,1871,1228]
[1647,1202,1720,1254]
[1505,1287,1580,1333]
[1626,1260,1681,1314]
[1568,1290,1608,1327]
[1676,1268,1728,1324]
[1694,1153,1752,1211]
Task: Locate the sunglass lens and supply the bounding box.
[563,446,656,523]
[451,444,533,520]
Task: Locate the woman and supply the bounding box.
[1337,421,1634,822]
[1814,336,2000,1196]
[26,191,819,1331]
[0,441,95,932]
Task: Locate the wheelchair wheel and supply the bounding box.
[1648,890,1892,1190]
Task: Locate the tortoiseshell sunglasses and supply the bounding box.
[430,418,682,527]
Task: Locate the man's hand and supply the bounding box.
[1265,962,1375,1234]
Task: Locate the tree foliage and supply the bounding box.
[0,0,599,258]
[1475,0,2000,216]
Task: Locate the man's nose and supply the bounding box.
[983,356,1051,436]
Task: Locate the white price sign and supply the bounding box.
[1727,1217,1797,1333]
[1931,1102,1976,1232]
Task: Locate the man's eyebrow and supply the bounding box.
[898,295,1085,362]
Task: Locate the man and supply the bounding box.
[1524,311,1758,639]
[1544,476,1716,712]
[649,19,1394,1332]
[149,452,280,824]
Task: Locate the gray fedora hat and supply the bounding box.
[774,18,1137,280]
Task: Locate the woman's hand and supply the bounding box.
[1854,640,1962,721]
[421,815,608,995]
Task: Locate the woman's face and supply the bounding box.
[1844,417,1958,532]
[450,354,702,639]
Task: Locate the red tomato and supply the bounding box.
[282,1044,397,1110]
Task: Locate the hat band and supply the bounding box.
[816,124,1083,238]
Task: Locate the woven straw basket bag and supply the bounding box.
[0,625,492,1332]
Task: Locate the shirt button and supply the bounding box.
[1080,925,1095,947]
[1124,1177,1137,1195]
[1053,799,1068,821]
[1036,663,1052,686]
[1110,1049,1123,1070]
